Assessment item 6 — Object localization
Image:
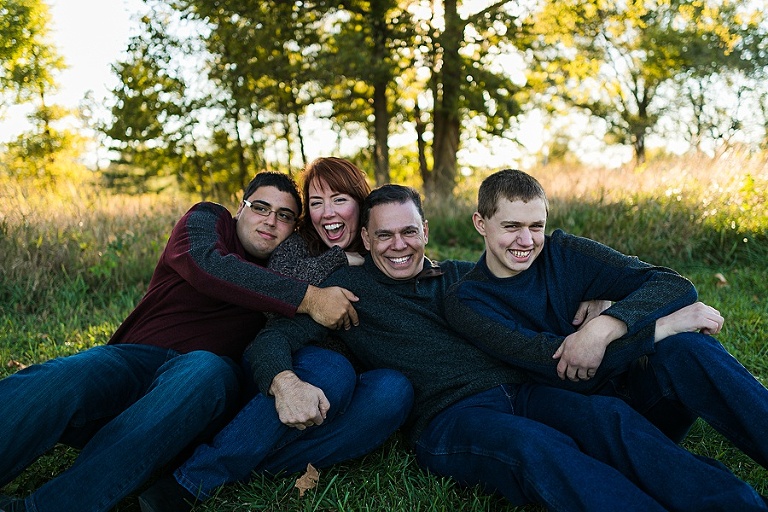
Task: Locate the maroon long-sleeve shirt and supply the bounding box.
[108,202,308,359]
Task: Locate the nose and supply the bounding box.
[322,203,336,218]
[517,228,533,245]
[262,211,277,226]
[391,233,408,250]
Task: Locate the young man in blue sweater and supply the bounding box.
[444,168,768,477]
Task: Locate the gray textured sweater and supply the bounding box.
[246,256,525,445]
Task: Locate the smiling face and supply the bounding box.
[474,197,547,278]
[307,178,360,250]
[362,200,428,280]
[235,185,299,260]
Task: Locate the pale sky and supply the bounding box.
[47,0,141,109]
[0,0,142,141]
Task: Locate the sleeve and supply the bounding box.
[444,279,655,393]
[163,203,308,317]
[556,232,698,336]
[244,314,330,394]
[268,232,348,286]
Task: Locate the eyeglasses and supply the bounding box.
[243,199,297,224]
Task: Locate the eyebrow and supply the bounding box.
[250,199,297,216]
[374,225,419,235]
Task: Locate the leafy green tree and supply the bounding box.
[525,0,768,163]
[1,0,60,105]
[318,0,414,185]
[104,12,210,194]
[410,0,522,196]
[1,0,73,180]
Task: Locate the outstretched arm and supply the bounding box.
[654,301,724,341]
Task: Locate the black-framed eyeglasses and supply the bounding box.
[243,199,297,224]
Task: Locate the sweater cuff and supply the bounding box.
[245,339,295,395]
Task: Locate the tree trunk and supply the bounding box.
[415,104,431,195]
[431,0,462,198]
[373,81,390,185]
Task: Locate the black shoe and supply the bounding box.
[0,495,26,512]
[138,476,198,512]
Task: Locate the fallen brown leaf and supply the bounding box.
[295,463,319,497]
[7,360,27,370]
[714,272,728,288]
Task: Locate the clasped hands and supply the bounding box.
[554,301,724,382]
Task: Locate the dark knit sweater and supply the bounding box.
[108,202,308,359]
[246,256,525,446]
[268,232,348,286]
[444,229,698,393]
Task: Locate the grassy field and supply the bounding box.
[1,153,767,511]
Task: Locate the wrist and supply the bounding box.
[296,286,317,314]
[269,370,298,396]
[590,315,627,346]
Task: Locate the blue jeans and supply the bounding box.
[615,332,768,465]
[174,346,413,499]
[415,383,766,512]
[0,344,242,512]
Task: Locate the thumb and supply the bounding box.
[341,288,359,302]
[318,393,331,419]
[572,308,586,326]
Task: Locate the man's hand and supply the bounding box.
[298,285,359,330]
[572,300,612,330]
[269,371,330,430]
[654,302,724,342]
[553,315,627,381]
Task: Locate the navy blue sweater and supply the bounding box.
[444,229,698,392]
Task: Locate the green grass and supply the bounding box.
[1,153,767,510]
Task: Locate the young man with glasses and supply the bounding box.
[0,172,363,512]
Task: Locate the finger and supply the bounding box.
[347,305,359,327]
[556,360,567,380]
[318,394,331,420]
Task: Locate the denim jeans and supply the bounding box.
[616,332,768,465]
[0,344,242,512]
[415,383,766,512]
[174,346,413,499]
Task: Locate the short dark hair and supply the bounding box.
[243,172,302,214]
[477,169,548,218]
[362,184,424,227]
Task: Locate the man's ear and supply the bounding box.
[234,201,245,219]
[423,219,429,245]
[361,227,371,251]
[472,212,486,236]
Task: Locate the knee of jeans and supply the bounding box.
[360,369,414,423]
[655,331,717,366]
[293,347,356,408]
[174,352,241,399]
[358,369,414,430]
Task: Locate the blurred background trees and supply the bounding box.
[2,0,768,199]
